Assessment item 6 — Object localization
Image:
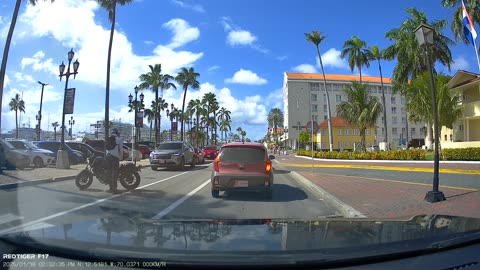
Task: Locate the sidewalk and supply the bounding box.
[272,152,480,219]
[0,159,151,189]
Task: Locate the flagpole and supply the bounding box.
[473,38,480,72]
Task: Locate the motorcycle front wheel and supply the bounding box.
[119,171,141,190]
[75,169,93,190]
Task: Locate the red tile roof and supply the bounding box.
[286,73,392,84]
[318,117,350,127]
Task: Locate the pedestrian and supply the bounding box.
[106,128,123,193]
[273,144,277,154]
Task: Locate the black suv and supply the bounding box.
[66,141,104,160]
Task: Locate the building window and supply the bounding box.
[381,128,385,135]
[391,107,397,114]
[450,134,453,142]
[321,128,326,135]
[444,134,447,141]
[323,104,327,113]
[392,127,398,135]
[336,95,342,102]
[401,97,405,105]
[311,94,317,102]
[402,116,406,124]
[420,127,426,135]
[345,129,351,136]
[324,115,327,120]
[401,107,405,114]
[411,128,416,135]
[375,128,378,136]
[312,104,318,112]
[391,97,396,104]
[366,129,370,136]
[338,129,343,136]
[392,117,397,124]
[353,129,360,135]
[402,127,406,134]
[312,115,318,122]
[459,125,464,131]
[310,83,320,91]
[323,94,327,102]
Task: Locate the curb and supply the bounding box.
[294,155,480,164]
[289,171,366,218]
[0,175,76,190]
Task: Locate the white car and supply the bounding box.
[7,139,56,167]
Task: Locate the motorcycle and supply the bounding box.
[75,155,141,191]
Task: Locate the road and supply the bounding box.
[0,161,338,235]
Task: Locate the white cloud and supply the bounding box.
[293,64,317,73]
[320,48,349,69]
[277,55,288,61]
[452,56,470,71]
[265,88,283,109]
[207,65,220,72]
[227,30,257,46]
[20,50,55,72]
[171,0,205,13]
[225,69,267,85]
[162,18,200,49]
[14,72,34,83]
[17,0,203,90]
[144,40,154,45]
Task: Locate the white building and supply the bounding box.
[283,73,426,150]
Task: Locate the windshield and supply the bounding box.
[1,140,16,150]
[1,0,480,267]
[24,141,39,150]
[157,143,182,150]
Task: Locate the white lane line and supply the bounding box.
[152,179,211,220]
[0,171,192,235]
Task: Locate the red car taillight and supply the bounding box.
[213,157,220,172]
[213,176,219,185]
[265,160,272,173]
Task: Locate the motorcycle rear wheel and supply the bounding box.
[75,169,93,190]
[119,171,141,190]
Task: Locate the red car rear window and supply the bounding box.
[219,147,265,163]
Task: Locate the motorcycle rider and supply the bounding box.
[106,128,123,193]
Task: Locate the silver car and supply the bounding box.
[7,139,56,167]
[149,141,196,171]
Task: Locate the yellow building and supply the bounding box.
[316,117,376,151]
[441,70,480,149]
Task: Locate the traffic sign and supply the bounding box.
[305,121,319,134]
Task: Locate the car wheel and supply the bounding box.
[151,166,158,171]
[33,157,44,168]
[211,189,220,198]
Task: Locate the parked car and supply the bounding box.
[123,142,152,158]
[210,142,273,199]
[0,139,31,170]
[203,145,219,159]
[367,145,380,152]
[149,141,195,171]
[123,145,141,161]
[35,141,84,165]
[194,147,205,164]
[66,141,104,160]
[85,139,129,159]
[6,139,56,167]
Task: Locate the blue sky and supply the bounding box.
[0,0,477,140]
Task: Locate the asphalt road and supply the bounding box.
[0,161,338,235]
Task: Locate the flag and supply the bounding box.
[462,0,477,44]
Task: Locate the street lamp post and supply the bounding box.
[128,85,144,165]
[68,116,75,140]
[57,49,79,169]
[414,23,446,203]
[36,81,48,141]
[166,103,175,141]
[284,126,289,155]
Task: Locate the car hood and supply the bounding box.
[1,214,480,266]
[32,149,54,154]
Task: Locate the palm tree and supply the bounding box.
[305,30,334,151]
[139,64,175,145]
[0,0,55,132]
[267,108,284,145]
[52,121,59,140]
[187,99,204,146]
[202,93,219,144]
[175,67,200,141]
[441,0,480,45]
[217,107,231,142]
[340,35,370,83]
[336,82,383,152]
[365,45,388,146]
[384,8,454,85]
[143,108,154,143]
[219,119,232,143]
[9,93,25,138]
[406,72,463,149]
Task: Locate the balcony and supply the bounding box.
[463,100,480,118]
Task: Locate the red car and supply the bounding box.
[203,145,219,159]
[194,147,205,164]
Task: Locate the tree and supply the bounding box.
[9,93,25,138]
[336,82,383,152]
[340,35,370,83]
[202,93,219,145]
[365,45,388,145]
[406,72,463,149]
[384,8,454,85]
[305,30,334,151]
[298,131,310,149]
[175,67,200,142]
[52,121,59,140]
[217,107,232,142]
[139,64,175,145]
[441,0,480,45]
[143,108,154,143]
[99,0,133,145]
[267,108,284,145]
[0,0,56,132]
[187,98,205,146]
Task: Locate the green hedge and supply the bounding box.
[295,148,428,160]
[440,148,480,161]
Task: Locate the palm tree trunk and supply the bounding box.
[104,0,117,143]
[0,0,21,132]
[379,60,388,148]
[358,65,363,84]
[317,46,334,151]
[181,87,187,141]
[15,110,18,138]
